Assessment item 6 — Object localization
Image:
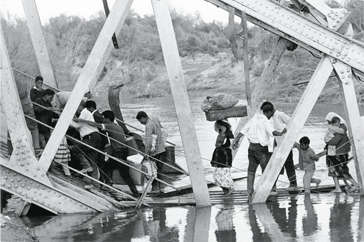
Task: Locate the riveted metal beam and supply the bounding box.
[0,162,107,214]
[215,0,364,74]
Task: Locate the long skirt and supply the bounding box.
[213,167,234,189]
[326,154,353,180]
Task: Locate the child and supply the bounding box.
[293,136,322,194]
[324,116,345,143]
[53,136,71,177]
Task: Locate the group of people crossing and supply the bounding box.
[211,101,360,198]
[9,76,169,197]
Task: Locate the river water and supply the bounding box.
[3,95,364,241]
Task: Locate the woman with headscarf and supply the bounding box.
[324,112,359,192]
[211,119,235,195]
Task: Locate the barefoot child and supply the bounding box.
[293,136,323,194]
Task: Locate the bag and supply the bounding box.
[201,93,239,112]
[142,158,158,180]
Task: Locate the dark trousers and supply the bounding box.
[247,143,269,194]
[151,152,166,191]
[72,132,101,185]
[113,148,139,196]
[273,140,297,187]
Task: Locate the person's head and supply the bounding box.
[102,110,115,123]
[43,89,55,103]
[85,100,97,111]
[261,103,274,119]
[136,111,148,125]
[299,136,310,150]
[215,119,234,138]
[331,116,340,127]
[260,101,274,110]
[35,76,43,89]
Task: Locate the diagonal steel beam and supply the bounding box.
[215,0,364,74]
[252,56,333,203]
[0,162,105,214]
[39,0,134,170]
[21,0,58,88]
[151,0,211,206]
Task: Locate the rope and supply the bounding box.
[30,100,186,175]
[22,114,180,191]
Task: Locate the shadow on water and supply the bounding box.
[27,194,363,242]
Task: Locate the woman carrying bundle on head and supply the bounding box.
[211,119,235,195]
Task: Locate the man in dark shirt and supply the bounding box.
[30,76,44,101]
[74,110,140,197]
[33,89,58,148]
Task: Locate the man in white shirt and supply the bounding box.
[261,102,297,191]
[71,100,101,189]
[232,104,286,197]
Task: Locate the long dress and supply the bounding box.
[325,131,352,180]
[211,132,234,189]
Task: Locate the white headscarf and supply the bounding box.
[325,112,347,125]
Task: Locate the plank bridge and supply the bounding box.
[1,0,364,215]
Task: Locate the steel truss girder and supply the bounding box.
[0,162,104,214]
[217,0,364,74]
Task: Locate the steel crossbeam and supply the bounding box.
[216,0,364,73]
[0,162,104,214]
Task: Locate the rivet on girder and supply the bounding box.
[6,170,9,173]
[22,184,25,187]
[15,185,18,188]
[25,168,29,171]
[27,162,30,165]
[341,70,344,74]
[341,75,346,79]
[30,181,33,184]
[27,186,30,190]
[7,184,11,188]
[17,178,20,182]
[348,74,352,78]
[10,179,14,183]
[4,176,7,180]
[21,163,24,166]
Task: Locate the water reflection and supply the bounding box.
[29,195,364,242]
[330,195,355,242]
[302,194,318,236]
[215,207,236,242]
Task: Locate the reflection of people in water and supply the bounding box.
[215,207,237,242]
[248,207,273,241]
[145,208,179,242]
[330,195,354,242]
[267,197,297,238]
[302,194,318,236]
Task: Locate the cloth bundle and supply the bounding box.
[201,93,239,112]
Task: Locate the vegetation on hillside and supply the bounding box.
[2,0,364,103]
